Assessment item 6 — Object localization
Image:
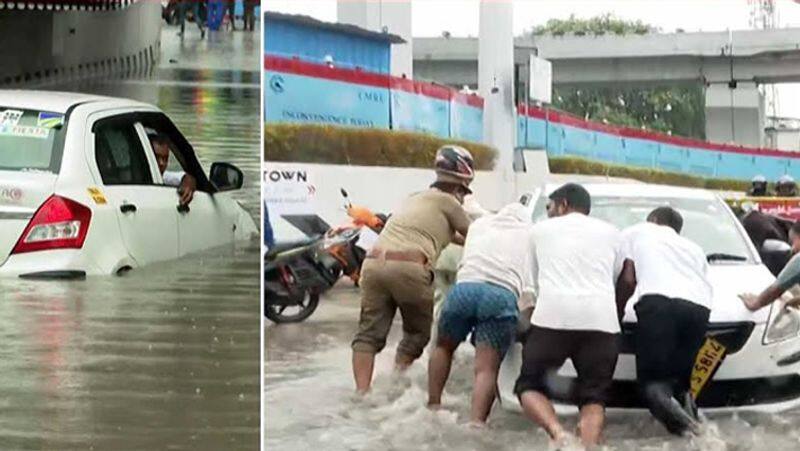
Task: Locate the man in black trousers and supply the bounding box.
[617,206,713,435]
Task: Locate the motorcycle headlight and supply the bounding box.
[763,300,800,344]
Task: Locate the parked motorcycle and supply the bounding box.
[263,190,385,323]
[263,227,357,323]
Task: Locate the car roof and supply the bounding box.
[0,90,151,114]
[540,182,718,200]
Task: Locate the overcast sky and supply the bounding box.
[265,0,800,119]
[266,0,800,36]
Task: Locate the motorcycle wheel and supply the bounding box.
[264,291,320,324]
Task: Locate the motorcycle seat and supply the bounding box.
[266,237,318,259]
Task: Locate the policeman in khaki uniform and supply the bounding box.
[351,146,475,394]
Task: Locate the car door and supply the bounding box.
[177,191,238,256]
[139,113,236,256]
[90,113,180,266]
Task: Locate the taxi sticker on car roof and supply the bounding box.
[0,125,49,140]
[0,109,23,127]
[37,112,64,129]
[87,187,107,205]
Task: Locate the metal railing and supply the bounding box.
[0,0,139,11]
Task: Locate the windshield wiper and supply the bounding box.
[707,253,747,262]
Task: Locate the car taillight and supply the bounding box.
[11,195,92,254]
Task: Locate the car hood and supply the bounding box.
[623,263,774,324]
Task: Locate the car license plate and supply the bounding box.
[690,337,727,400]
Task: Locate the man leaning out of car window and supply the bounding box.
[149,133,197,206]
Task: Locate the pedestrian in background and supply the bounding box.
[747,175,770,197]
[178,0,206,39]
[432,196,489,322]
[263,201,276,250]
[244,0,257,32]
[226,0,237,31]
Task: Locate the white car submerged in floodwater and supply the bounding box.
[498,183,800,412]
[0,91,257,279]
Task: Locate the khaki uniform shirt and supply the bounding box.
[376,189,470,264]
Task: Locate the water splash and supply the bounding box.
[266,287,800,451]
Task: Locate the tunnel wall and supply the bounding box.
[0,0,161,86]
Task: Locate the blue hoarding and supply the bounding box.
[265,71,390,129]
[390,89,450,137]
[450,100,483,143]
[520,113,800,182]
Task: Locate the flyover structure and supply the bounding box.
[414,28,800,147]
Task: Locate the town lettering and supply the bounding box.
[265,170,308,183]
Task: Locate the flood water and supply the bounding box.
[265,286,800,451]
[0,26,261,449]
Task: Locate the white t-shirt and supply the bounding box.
[457,204,535,299]
[530,213,623,334]
[620,222,713,310]
[163,170,185,187]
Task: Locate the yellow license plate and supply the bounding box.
[690,337,727,400]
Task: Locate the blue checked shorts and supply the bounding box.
[437,281,518,356]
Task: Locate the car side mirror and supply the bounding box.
[210,162,244,192]
[763,239,792,253]
[761,239,793,276]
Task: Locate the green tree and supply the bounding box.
[530,13,657,36]
[527,15,705,139]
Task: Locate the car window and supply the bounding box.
[143,126,188,176]
[532,194,753,262]
[94,121,154,185]
[0,107,65,173]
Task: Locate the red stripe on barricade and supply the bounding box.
[451,91,484,108]
[265,54,484,109]
[265,55,390,89]
[388,77,451,101]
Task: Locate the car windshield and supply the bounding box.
[0,107,65,173]
[533,194,754,263]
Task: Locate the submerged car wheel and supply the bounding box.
[264,291,320,324]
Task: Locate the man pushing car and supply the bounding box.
[617,206,713,435]
[350,145,474,394]
[427,202,534,426]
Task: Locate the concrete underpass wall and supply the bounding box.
[0,1,161,86]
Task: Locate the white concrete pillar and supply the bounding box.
[479,0,515,207]
[337,0,413,78]
[705,82,765,148]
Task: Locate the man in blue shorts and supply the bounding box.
[427,203,534,425]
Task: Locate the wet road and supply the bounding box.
[0,25,261,450]
[265,286,800,451]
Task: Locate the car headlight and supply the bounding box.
[763,300,800,344]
